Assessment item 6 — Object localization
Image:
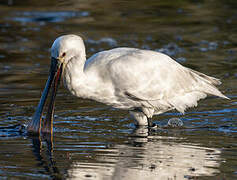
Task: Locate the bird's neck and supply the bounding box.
[62,55,92,98]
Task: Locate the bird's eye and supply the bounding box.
[62,52,66,57]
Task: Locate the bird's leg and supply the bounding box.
[130,109,157,127]
[130,110,148,126]
[148,118,153,127]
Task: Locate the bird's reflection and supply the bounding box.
[29,134,60,179]
[27,126,222,180]
[130,126,149,145]
[69,126,221,180]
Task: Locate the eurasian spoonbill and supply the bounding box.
[27,34,229,134]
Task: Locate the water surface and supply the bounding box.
[0,0,236,179]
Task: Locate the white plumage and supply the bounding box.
[52,34,228,126]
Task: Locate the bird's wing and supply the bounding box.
[107,49,189,100]
[105,48,227,113]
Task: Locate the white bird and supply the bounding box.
[27,34,229,134]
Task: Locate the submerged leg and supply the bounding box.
[148,118,154,127]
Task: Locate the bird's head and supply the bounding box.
[51,34,85,65]
[28,34,85,134]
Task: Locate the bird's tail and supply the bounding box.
[187,68,229,100]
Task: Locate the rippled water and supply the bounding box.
[0,0,236,179]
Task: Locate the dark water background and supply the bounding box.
[0,0,236,179]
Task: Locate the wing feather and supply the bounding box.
[106,48,228,113]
